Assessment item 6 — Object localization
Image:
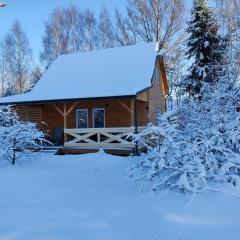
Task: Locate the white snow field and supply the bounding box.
[0,151,240,240]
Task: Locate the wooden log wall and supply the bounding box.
[14,97,149,138]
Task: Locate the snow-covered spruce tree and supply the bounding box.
[0,106,47,165]
[184,0,224,96]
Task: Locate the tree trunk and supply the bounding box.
[12,150,16,165]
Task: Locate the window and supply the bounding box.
[92,108,105,128]
[76,109,88,128]
[155,67,160,85]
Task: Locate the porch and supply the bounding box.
[15,97,150,154]
[63,126,145,154]
[48,97,148,154]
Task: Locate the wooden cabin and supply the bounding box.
[0,43,168,154]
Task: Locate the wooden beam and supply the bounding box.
[118,99,136,126]
[63,103,67,129]
[64,127,146,135]
[53,102,78,143]
[158,56,169,96]
[52,104,64,116]
[118,100,131,113]
[131,99,134,126]
[134,98,139,156]
[63,103,67,142]
[66,102,77,116]
[65,127,137,134]
[137,90,149,102]
[64,142,135,149]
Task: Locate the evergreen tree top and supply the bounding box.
[191,0,214,22]
[183,0,224,95]
[193,0,209,10]
[187,0,219,63]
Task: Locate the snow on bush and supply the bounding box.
[129,0,240,197]
[131,80,240,196]
[0,106,47,165]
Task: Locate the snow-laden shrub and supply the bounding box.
[131,80,240,195]
[0,106,47,165]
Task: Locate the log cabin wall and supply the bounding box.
[66,99,149,129]
[148,59,167,125]
[136,100,149,127]
[41,98,148,136]
[66,99,132,129]
[148,85,165,125]
[14,98,150,136]
[14,91,164,135]
[15,105,43,126]
[42,104,63,135]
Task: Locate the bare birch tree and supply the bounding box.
[98,7,115,49]
[2,21,32,94]
[40,8,68,69]
[125,0,185,58]
[214,0,240,34]
[29,66,43,91]
[41,6,98,68]
[64,5,85,53]
[214,0,240,79]
[113,8,137,46]
[0,56,8,96]
[82,9,97,51]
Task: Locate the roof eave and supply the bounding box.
[0,94,138,106]
[136,86,151,95]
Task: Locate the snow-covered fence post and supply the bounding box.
[134,98,139,156]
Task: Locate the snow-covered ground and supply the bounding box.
[0,151,240,240]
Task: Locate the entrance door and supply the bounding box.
[76,109,88,128]
[92,108,105,128]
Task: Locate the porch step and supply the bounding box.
[41,149,58,154]
[42,146,63,150]
[38,146,64,155]
[64,148,133,156]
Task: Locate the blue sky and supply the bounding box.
[0,0,193,65]
[0,0,128,64]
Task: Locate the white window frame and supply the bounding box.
[76,109,88,128]
[92,108,105,128]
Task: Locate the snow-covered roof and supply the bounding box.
[0,42,157,104]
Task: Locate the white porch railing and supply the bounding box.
[64,127,145,149]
